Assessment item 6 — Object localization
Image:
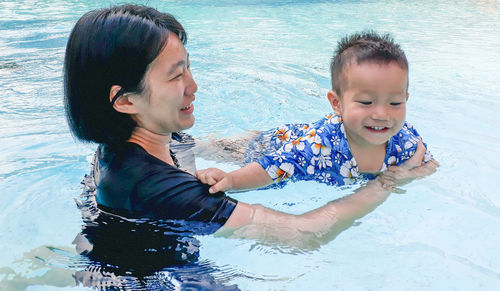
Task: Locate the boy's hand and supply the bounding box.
[381,140,439,187]
[195,168,234,194]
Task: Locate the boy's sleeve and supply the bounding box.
[390,122,433,167]
[256,139,319,188]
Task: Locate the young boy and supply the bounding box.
[196,31,432,193]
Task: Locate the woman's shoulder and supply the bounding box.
[100,142,177,173]
[96,142,237,222]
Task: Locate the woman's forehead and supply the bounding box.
[151,34,188,70]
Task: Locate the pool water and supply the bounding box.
[1,0,499,290]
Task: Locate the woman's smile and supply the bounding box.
[180,103,194,114]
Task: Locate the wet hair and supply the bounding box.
[64,4,186,145]
[330,30,408,95]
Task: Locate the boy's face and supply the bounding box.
[327,61,408,149]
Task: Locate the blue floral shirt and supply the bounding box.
[244,113,432,187]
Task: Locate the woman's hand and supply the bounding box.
[195,168,234,194]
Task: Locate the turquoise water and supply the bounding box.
[1,0,500,290]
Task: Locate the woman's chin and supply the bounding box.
[179,116,195,131]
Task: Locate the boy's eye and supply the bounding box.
[390,102,402,106]
[357,101,372,105]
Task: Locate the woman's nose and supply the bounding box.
[185,69,198,96]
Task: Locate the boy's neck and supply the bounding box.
[128,127,174,165]
[346,136,387,174]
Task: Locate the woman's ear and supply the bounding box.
[109,85,138,114]
[327,90,342,115]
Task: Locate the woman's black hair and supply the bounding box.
[64,4,186,145]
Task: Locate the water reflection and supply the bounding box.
[0,244,240,290]
[1,167,240,290]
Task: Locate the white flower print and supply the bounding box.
[271,153,285,163]
[297,156,307,167]
[339,123,346,136]
[387,156,397,166]
[268,162,294,182]
[284,137,305,152]
[340,161,354,179]
[307,164,315,175]
[311,154,332,170]
[330,135,341,146]
[311,143,331,156]
[305,129,322,144]
[340,158,359,180]
[334,153,342,165]
[325,114,342,125]
[404,140,414,150]
[317,172,331,183]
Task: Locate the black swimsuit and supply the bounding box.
[77,140,238,270]
[93,142,237,224]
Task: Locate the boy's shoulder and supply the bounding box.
[314,113,347,143]
[393,121,421,142]
[308,113,343,133]
[386,121,423,159]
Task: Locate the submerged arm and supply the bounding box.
[218,177,392,249]
[217,141,439,249]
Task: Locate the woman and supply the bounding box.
[65,4,437,259]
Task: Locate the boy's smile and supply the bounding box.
[328,61,408,150]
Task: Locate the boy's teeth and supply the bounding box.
[371,126,385,130]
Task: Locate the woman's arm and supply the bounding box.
[217,141,439,249]
[218,177,392,249]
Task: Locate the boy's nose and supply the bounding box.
[371,105,389,120]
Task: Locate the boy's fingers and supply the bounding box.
[410,159,438,176]
[428,159,440,168]
[209,177,231,194]
[195,170,207,183]
[206,176,217,185]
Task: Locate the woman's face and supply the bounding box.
[131,34,197,135]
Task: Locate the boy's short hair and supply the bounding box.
[330,30,408,95]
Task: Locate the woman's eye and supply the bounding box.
[171,72,183,80]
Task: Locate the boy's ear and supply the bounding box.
[109,85,138,114]
[327,90,342,115]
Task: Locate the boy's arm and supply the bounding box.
[231,162,273,191]
[196,162,272,193]
[401,122,433,162]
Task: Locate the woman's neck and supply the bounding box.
[128,127,174,165]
